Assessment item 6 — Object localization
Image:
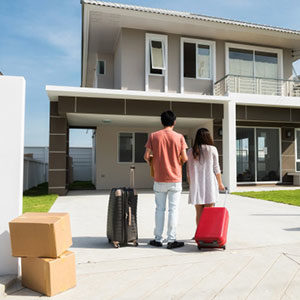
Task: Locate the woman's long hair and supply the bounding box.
[192,128,214,160]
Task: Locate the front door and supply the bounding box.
[236,127,280,183]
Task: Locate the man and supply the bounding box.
[144,110,188,249]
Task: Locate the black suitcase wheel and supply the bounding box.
[108,238,111,243]
[133,240,138,247]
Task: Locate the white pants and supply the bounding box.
[153,181,182,243]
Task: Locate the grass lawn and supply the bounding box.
[233,189,300,206]
[69,181,95,190]
[23,182,58,213]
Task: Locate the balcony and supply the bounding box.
[214,75,300,97]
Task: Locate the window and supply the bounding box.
[118,133,133,162]
[227,44,281,79]
[197,45,211,79]
[229,48,254,77]
[145,33,168,92]
[118,132,148,163]
[150,41,164,74]
[255,51,278,79]
[296,129,300,172]
[146,34,166,76]
[184,43,195,78]
[182,39,214,80]
[97,60,105,75]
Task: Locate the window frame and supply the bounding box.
[145,33,168,92]
[225,42,283,79]
[180,37,216,93]
[295,128,300,172]
[117,132,148,164]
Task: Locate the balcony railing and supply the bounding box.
[214,74,300,97]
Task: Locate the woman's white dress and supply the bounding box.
[187,145,221,205]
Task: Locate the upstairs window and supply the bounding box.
[182,38,214,80]
[227,44,281,79]
[229,48,254,77]
[147,36,166,75]
[184,43,196,78]
[197,45,211,79]
[150,40,165,74]
[145,33,168,92]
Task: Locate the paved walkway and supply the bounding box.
[4,189,300,299]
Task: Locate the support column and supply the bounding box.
[48,102,68,195]
[222,100,237,192]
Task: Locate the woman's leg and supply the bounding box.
[195,205,204,226]
[204,203,214,208]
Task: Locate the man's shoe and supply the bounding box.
[167,241,185,249]
[149,240,163,247]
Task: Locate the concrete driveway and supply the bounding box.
[4,189,300,299]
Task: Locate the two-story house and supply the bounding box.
[46,0,300,195]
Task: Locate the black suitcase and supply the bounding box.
[106,166,138,248]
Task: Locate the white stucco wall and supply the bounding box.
[0,76,25,275]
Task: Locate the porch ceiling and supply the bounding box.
[67,113,211,129]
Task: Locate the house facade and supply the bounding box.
[46,0,300,195]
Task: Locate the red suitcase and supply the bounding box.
[195,191,229,250]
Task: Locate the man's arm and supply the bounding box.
[144,148,152,164]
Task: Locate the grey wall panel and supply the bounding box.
[173,102,212,118]
[126,100,170,116]
[77,98,125,114]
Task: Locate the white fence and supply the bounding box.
[69,147,93,181]
[23,157,48,191]
[24,147,93,185]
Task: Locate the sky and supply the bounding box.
[1,0,300,147]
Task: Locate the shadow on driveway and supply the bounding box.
[71,236,226,253]
[251,214,300,217]
[284,227,300,231]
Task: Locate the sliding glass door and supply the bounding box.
[236,127,280,183]
[236,128,255,182]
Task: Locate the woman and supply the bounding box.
[187,128,225,226]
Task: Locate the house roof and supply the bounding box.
[81,0,300,36]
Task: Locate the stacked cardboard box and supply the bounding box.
[9,212,76,297]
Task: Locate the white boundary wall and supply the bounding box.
[24,146,93,182]
[23,158,48,191]
[0,76,25,275]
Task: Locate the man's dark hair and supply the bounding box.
[161,110,176,127]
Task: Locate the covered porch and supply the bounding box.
[46,86,236,195]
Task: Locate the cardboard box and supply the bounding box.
[9,212,72,258]
[22,251,76,297]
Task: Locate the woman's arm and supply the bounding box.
[186,158,190,184]
[215,173,225,191]
[212,147,225,191]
